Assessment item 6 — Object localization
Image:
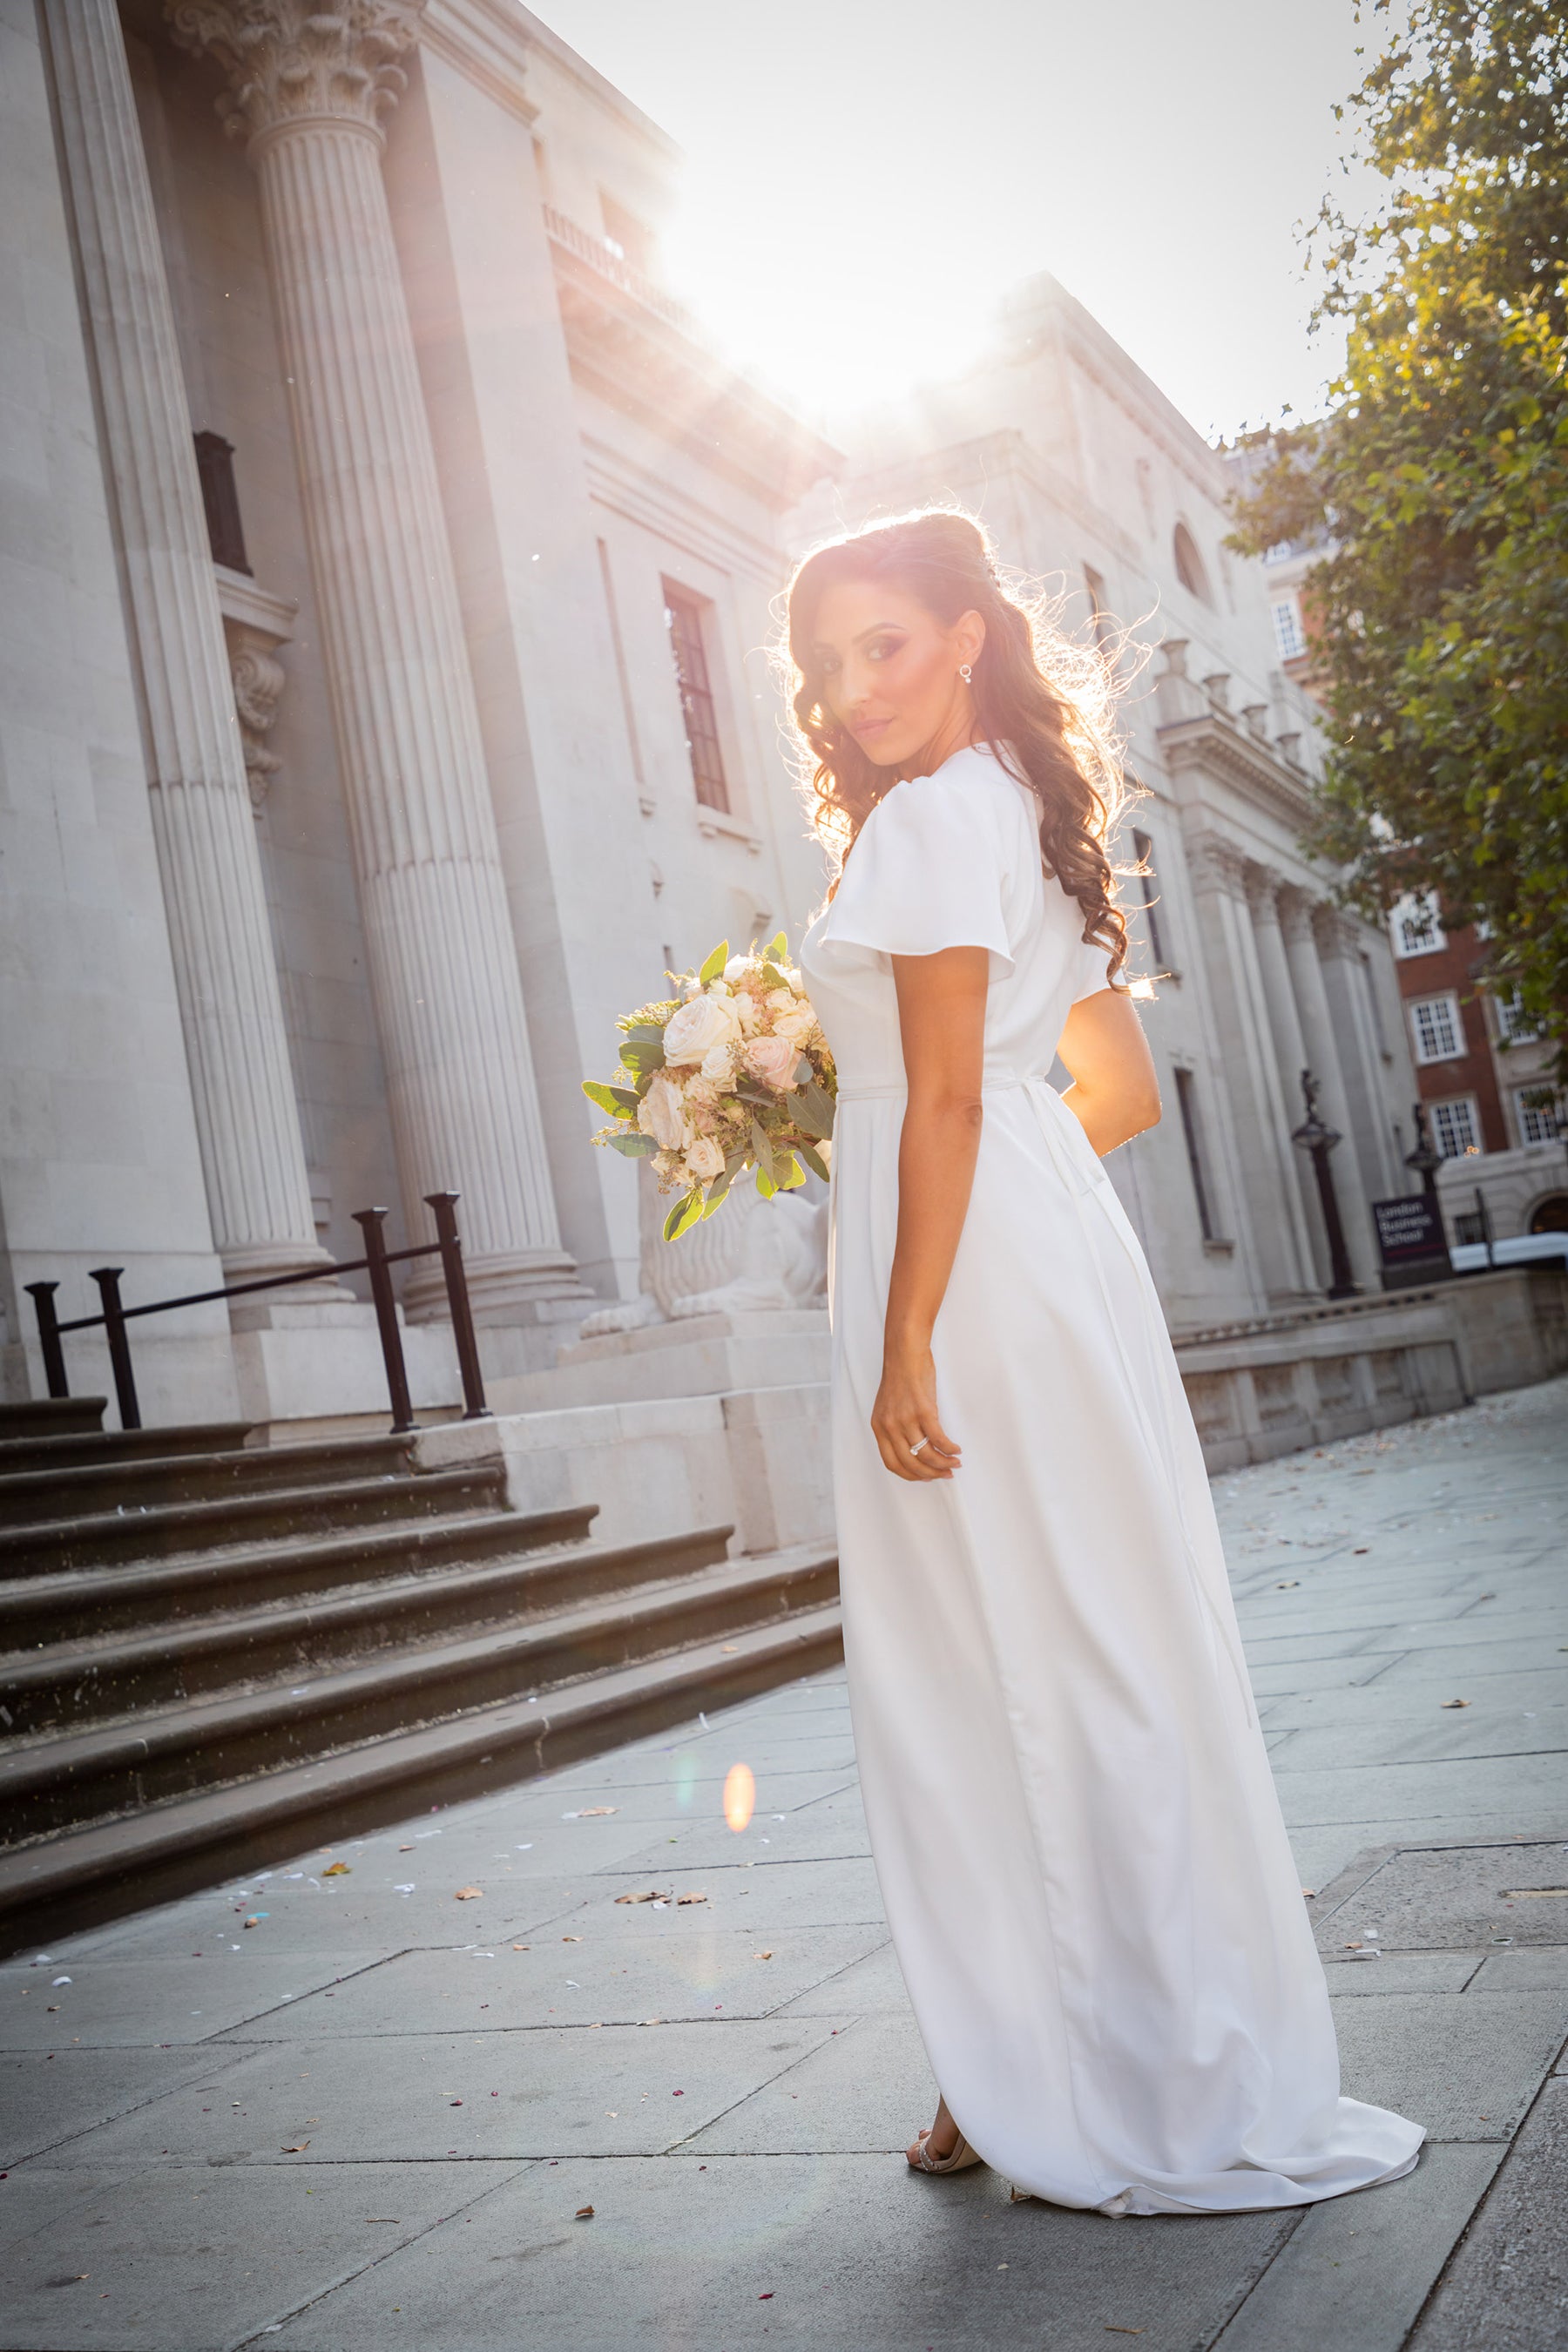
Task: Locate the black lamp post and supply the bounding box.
[1292,1067,1358,1299]
[1403,1101,1443,1200]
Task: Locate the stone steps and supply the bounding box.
[0,1430,440,1526]
[0,1524,733,1734]
[0,1415,841,1955]
[0,1602,843,1951]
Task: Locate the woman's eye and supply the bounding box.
[866,639,901,663]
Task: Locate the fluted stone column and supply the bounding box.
[1279,891,1380,1288]
[1186,836,1316,1303]
[39,0,324,1281]
[1246,866,1332,1292]
[1316,909,1402,1198]
[169,0,578,1313]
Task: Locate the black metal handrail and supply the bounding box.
[24,1190,490,1438]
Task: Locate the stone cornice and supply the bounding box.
[1156,706,1315,828]
[547,214,841,514]
[422,0,538,125]
[166,0,424,146]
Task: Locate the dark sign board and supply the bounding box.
[1373,1195,1448,1267]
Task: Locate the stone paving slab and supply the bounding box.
[0,1375,1564,2349]
[0,2159,526,2352]
[262,2153,1298,2352]
[1211,2144,1504,2352]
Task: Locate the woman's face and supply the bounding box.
[804,578,984,771]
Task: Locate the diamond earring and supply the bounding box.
[959,663,973,684]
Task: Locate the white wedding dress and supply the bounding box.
[798,743,1423,2214]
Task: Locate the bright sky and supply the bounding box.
[536,0,1381,444]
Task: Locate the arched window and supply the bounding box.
[1173,522,1212,605]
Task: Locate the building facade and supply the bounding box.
[2,0,1418,1429]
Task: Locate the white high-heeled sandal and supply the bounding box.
[907,2126,983,2174]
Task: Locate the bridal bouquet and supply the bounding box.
[582,935,836,1240]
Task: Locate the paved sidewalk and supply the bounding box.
[2,1376,1565,2351]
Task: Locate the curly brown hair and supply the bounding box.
[783,508,1132,977]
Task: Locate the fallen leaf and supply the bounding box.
[754,1950,774,1961]
[511,1943,530,1951]
[577,1807,618,1818]
[759,2291,774,2301]
[321,1862,351,1877]
[399,1844,415,1852]
[1441,1700,1470,1710]
[454,1887,483,1900]
[677,1892,707,1906]
[576,2205,595,2220]
[242,1916,263,1929]
[1301,1889,1317,1900]
[562,1935,582,1943]
[614,1889,666,1905]
[280,2140,311,2153]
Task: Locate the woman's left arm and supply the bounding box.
[1056,988,1161,1156]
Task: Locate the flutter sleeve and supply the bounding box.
[821,771,1019,980]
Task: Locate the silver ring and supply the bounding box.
[909,1437,928,1456]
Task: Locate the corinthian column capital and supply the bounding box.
[1243,862,1285,922]
[166,0,424,148]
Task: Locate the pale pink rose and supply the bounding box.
[664,990,742,1066]
[685,1135,725,1182]
[638,1071,688,1152]
[745,1033,799,1092]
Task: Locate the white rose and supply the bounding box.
[664,990,742,1066]
[685,1135,725,1182]
[724,956,754,984]
[769,1000,816,1049]
[735,991,762,1037]
[638,1071,688,1152]
[700,1037,737,1083]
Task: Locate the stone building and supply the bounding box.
[3,0,1421,1439]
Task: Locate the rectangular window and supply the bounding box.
[600,191,656,275]
[1270,597,1306,661]
[662,582,729,813]
[1390,890,1446,958]
[1409,992,1464,1064]
[1492,991,1538,1044]
[1083,564,1115,658]
[1515,1086,1565,1146]
[1429,1095,1482,1158]
[1173,1068,1216,1242]
[193,430,249,574]
[1130,828,1166,968]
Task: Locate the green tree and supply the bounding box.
[1231,0,1568,1070]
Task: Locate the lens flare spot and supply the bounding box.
[673,1753,699,1811]
[723,1762,756,1835]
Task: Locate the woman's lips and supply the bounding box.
[849,716,893,740]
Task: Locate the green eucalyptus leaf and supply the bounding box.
[607,1132,659,1158]
[773,1152,805,1190]
[700,1168,732,1218]
[698,940,729,985]
[754,1164,777,1200]
[762,930,787,964]
[618,1039,666,1077]
[799,1141,832,1183]
[749,1118,777,1187]
[583,1079,639,1119]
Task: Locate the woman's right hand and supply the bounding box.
[871,1342,963,1482]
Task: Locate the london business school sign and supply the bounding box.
[1372,1195,1448,1268]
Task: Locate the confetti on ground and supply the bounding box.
[1441,1699,1470,1709]
[677,1892,707,1906]
[321,1862,351,1877]
[576,2205,594,2220]
[454,1887,483,1900]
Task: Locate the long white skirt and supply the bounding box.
[828,1076,1424,2213]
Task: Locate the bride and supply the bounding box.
[789,509,1423,2214]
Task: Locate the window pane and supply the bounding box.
[1270,598,1306,660]
[1391,890,1445,957]
[1430,1097,1480,1157]
[1174,1068,1215,1240]
[1410,994,1462,1063]
[663,584,729,814]
[1516,1087,1565,1145]
[1131,827,1166,967]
